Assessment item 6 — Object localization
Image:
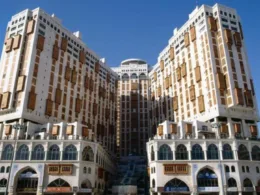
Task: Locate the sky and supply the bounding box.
[0,0,260,108]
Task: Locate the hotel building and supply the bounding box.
[0,7,118,195]
[112,59,150,157]
[147,3,260,195]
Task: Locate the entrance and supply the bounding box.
[16,168,38,195]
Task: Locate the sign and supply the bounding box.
[164,187,189,192]
[227,187,238,192]
[46,187,71,192]
[20,172,37,178]
[0,187,6,192]
[79,188,92,193]
[198,187,219,192]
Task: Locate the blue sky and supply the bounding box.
[0,0,260,107]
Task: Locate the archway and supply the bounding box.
[197,167,219,193]
[164,178,189,193]
[15,168,38,195]
[46,178,72,194]
[82,146,94,161]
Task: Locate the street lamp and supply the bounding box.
[5,123,26,195]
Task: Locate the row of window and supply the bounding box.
[1,144,94,161]
[151,144,260,161]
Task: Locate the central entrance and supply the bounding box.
[16,168,38,195]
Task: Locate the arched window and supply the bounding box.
[251,146,260,161]
[152,179,155,188]
[48,178,70,187]
[192,144,204,160]
[256,167,259,173]
[82,146,94,161]
[238,144,250,160]
[164,178,189,192]
[16,144,29,160]
[151,146,155,161]
[222,144,233,159]
[231,166,235,172]
[131,73,138,79]
[0,179,7,187]
[63,145,77,160]
[48,145,60,160]
[197,168,218,187]
[176,144,188,160]
[83,167,87,174]
[228,178,237,187]
[0,166,5,173]
[2,144,13,160]
[32,145,45,160]
[242,166,245,172]
[225,166,230,173]
[81,179,92,189]
[158,144,173,160]
[88,167,91,174]
[17,168,38,192]
[122,73,129,80]
[207,144,219,159]
[243,178,253,187]
[246,166,250,173]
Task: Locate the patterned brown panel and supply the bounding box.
[233,32,242,47]
[13,34,22,50]
[71,69,77,84]
[84,76,89,89]
[52,125,59,135]
[4,125,12,135]
[93,103,98,116]
[173,96,178,111]
[234,88,244,105]
[198,95,205,113]
[157,125,163,136]
[1,92,10,109]
[153,72,157,81]
[5,38,13,53]
[16,75,26,92]
[160,60,164,71]
[61,37,68,51]
[75,98,82,113]
[169,47,175,61]
[176,67,181,81]
[195,66,201,82]
[82,127,88,137]
[224,29,233,45]
[170,124,177,134]
[26,20,35,34]
[36,35,45,51]
[27,92,37,110]
[52,45,59,61]
[233,123,241,133]
[65,66,71,81]
[45,99,53,116]
[181,62,186,77]
[79,50,86,64]
[244,90,253,107]
[66,125,74,135]
[216,73,226,90]
[208,16,217,31]
[164,77,169,89]
[250,125,257,136]
[185,124,192,134]
[55,88,62,104]
[95,62,100,73]
[190,26,196,42]
[184,32,190,47]
[220,124,228,134]
[189,85,195,101]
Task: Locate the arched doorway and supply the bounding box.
[79,179,92,194]
[163,178,190,194]
[46,178,72,195]
[242,178,254,195]
[197,168,219,194]
[15,168,38,195]
[227,178,238,195]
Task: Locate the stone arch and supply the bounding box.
[81,179,92,188]
[163,178,190,192]
[197,167,218,187]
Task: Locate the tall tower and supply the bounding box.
[112,59,150,157]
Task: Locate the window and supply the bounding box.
[238,144,250,160]
[0,179,7,187]
[197,168,218,187]
[158,144,173,160]
[63,145,77,160]
[48,145,60,160]
[83,167,87,174]
[242,166,245,172]
[228,178,237,187]
[222,18,228,22]
[164,178,189,192]
[152,179,155,188]
[207,144,219,159]
[243,178,253,187]
[82,146,94,161]
[48,178,70,187]
[225,166,230,173]
[88,167,91,174]
[16,144,29,160]
[191,144,204,160]
[0,166,5,173]
[246,166,250,173]
[222,144,233,159]
[1,145,13,160]
[251,146,260,160]
[256,167,259,173]
[151,146,155,161]
[32,144,45,160]
[176,144,188,160]
[231,166,235,172]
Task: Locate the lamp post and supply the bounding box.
[5,123,26,195]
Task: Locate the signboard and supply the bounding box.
[198,187,219,192]
[164,187,189,192]
[46,187,71,192]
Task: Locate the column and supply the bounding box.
[204,149,207,160]
[188,149,191,160]
[227,118,234,138]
